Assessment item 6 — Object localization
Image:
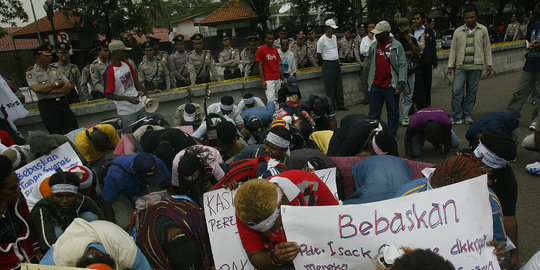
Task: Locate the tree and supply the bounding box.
[0,0,29,37]
[246,0,271,30]
[432,0,476,27]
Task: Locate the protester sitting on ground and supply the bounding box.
[395,156,508,247]
[1,144,32,170]
[392,248,455,270]
[277,76,302,107]
[308,130,334,154]
[174,103,203,129]
[302,93,337,130]
[213,156,288,189]
[31,170,105,253]
[132,191,212,270]
[465,112,519,147]
[216,121,246,161]
[132,123,164,143]
[74,124,120,168]
[522,119,540,174]
[234,170,339,269]
[100,153,170,230]
[39,219,152,269]
[0,130,15,147]
[327,114,397,156]
[343,154,413,204]
[75,252,116,269]
[171,145,225,206]
[233,125,293,167]
[0,155,42,269]
[140,128,196,172]
[237,93,265,112]
[130,113,170,133]
[241,101,276,143]
[195,95,250,139]
[28,130,86,162]
[405,107,459,158]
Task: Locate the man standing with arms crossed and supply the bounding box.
[445,4,492,125]
[317,19,347,111]
[257,31,285,103]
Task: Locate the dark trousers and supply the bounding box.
[368,84,399,136]
[413,63,433,109]
[66,88,80,104]
[223,69,241,80]
[322,60,345,108]
[38,96,78,135]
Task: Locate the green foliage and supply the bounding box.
[160,0,223,29]
[0,0,29,27]
[246,0,271,30]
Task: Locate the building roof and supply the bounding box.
[13,11,80,37]
[199,0,258,26]
[0,28,39,51]
[170,12,210,24]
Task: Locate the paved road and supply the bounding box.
[334,71,540,263]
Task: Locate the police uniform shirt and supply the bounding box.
[170,50,190,82]
[337,36,355,62]
[138,56,171,89]
[79,65,92,100]
[306,39,318,59]
[353,34,363,62]
[186,50,218,85]
[50,61,81,90]
[240,48,257,77]
[292,42,318,68]
[218,47,241,71]
[26,64,69,100]
[89,58,110,93]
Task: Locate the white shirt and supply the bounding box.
[317,34,339,61]
[104,61,144,115]
[206,102,243,126]
[237,97,265,112]
[278,49,297,75]
[413,25,425,41]
[360,35,376,56]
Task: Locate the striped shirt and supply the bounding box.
[459,28,483,70]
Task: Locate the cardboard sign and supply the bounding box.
[314,167,339,201]
[282,175,499,270]
[16,142,82,199]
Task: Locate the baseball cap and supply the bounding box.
[397,18,410,32]
[108,40,132,51]
[286,76,299,92]
[132,153,166,186]
[184,103,197,122]
[371,21,391,34]
[325,19,338,29]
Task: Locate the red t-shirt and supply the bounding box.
[255,45,281,81]
[237,170,339,252]
[373,41,393,88]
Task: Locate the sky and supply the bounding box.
[2,0,47,28]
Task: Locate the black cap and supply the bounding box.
[191,33,203,43]
[56,42,71,52]
[245,35,258,45]
[346,25,354,33]
[148,36,160,45]
[94,40,109,50]
[221,32,230,40]
[142,41,154,51]
[35,42,53,56]
[278,25,288,34]
[306,26,315,34]
[358,24,365,29]
[173,35,185,45]
[430,18,435,23]
[185,103,196,114]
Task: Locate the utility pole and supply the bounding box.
[29,0,43,44]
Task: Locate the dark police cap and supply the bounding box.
[173,35,185,45]
[221,32,230,40]
[35,42,53,56]
[142,41,154,51]
[346,25,355,33]
[148,36,160,45]
[191,33,203,43]
[245,35,258,45]
[358,24,365,29]
[278,25,288,33]
[296,30,306,38]
[306,26,315,34]
[56,42,71,52]
[94,40,110,50]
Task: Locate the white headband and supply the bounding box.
[220,103,234,111]
[371,123,387,155]
[474,141,512,169]
[244,97,255,105]
[247,187,282,232]
[51,184,79,194]
[266,132,290,149]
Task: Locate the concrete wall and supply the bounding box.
[15,41,526,135]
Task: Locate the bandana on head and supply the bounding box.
[220,103,234,111]
[265,132,290,149]
[246,187,282,232]
[473,141,513,169]
[244,97,255,105]
[51,184,78,194]
[371,123,388,155]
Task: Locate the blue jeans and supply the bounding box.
[400,73,416,121]
[451,69,482,120]
[411,129,460,157]
[368,84,399,135]
[119,108,147,129]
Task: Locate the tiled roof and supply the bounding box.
[199,0,258,26]
[0,28,39,50]
[13,11,80,37]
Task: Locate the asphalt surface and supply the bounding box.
[334,71,540,263]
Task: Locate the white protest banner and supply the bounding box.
[314,167,339,201]
[203,188,255,270]
[0,75,28,135]
[16,142,82,199]
[282,175,499,270]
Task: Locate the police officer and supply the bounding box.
[218,32,241,80]
[170,35,190,87]
[187,33,218,85]
[89,40,110,99]
[338,25,356,63]
[274,25,294,49]
[147,36,174,86]
[240,35,259,77]
[50,42,81,103]
[138,41,171,90]
[306,26,318,63]
[292,30,318,68]
[26,42,78,134]
[353,24,365,63]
